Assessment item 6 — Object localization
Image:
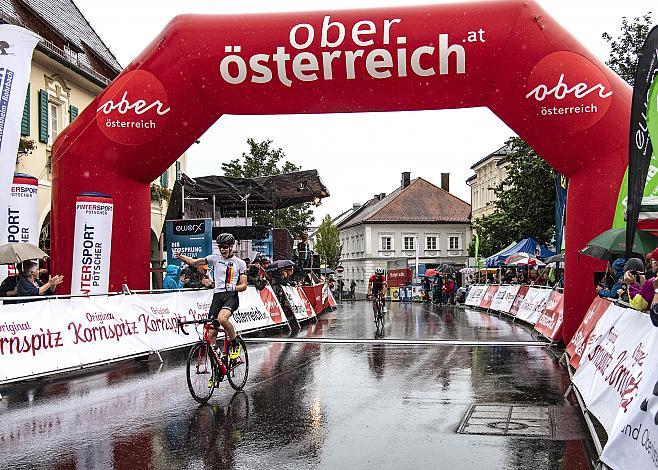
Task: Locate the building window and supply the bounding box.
[380,236,392,251]
[48,101,61,145]
[403,236,415,251]
[449,236,461,250]
[426,236,437,250]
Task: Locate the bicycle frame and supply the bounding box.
[179,319,239,376]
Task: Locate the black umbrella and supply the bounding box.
[320,267,335,275]
[545,253,564,264]
[266,259,295,271]
[437,264,456,274]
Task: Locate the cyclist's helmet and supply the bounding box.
[217,233,235,246]
[375,267,384,275]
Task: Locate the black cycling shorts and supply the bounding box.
[208,291,240,321]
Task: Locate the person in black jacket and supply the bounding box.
[17,261,63,298]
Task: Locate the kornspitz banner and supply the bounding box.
[0,26,39,232]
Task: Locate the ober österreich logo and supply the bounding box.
[96,70,171,145]
[525,51,613,134]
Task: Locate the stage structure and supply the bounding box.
[52,1,631,342]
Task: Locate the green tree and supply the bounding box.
[602,12,653,85]
[472,137,555,257]
[221,138,314,236]
[315,215,342,268]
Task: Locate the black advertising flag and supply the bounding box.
[626,25,658,258]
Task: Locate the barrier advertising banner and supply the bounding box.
[489,285,509,311]
[534,291,564,341]
[0,25,39,230]
[479,285,499,309]
[70,193,113,295]
[567,297,613,369]
[498,285,521,313]
[0,286,287,384]
[515,288,552,325]
[573,306,653,432]
[508,285,529,317]
[282,285,316,321]
[465,285,486,307]
[0,173,39,282]
[601,339,658,470]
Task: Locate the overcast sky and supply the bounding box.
[74,0,656,224]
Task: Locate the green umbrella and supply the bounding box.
[579,228,658,261]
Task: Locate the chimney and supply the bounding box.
[401,172,411,189]
[353,203,361,211]
[379,192,386,200]
[441,173,450,192]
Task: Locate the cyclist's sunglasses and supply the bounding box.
[219,244,233,249]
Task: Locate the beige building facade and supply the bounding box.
[466,145,510,221]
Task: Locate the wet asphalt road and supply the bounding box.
[0,301,593,470]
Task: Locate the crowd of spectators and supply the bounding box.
[469,266,564,289]
[596,248,658,323]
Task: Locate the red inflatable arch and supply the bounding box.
[52,0,630,342]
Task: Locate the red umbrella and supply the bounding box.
[424,268,439,277]
[504,252,546,267]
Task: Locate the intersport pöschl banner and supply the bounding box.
[0,25,39,230]
[489,285,509,311]
[70,193,113,295]
[497,284,521,314]
[0,173,39,282]
[479,285,498,309]
[0,286,288,384]
[573,305,654,433]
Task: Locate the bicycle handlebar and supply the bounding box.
[177,318,223,336]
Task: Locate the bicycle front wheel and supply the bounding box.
[187,342,216,403]
[227,338,249,391]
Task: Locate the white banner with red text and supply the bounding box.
[0,286,287,383]
[282,285,316,321]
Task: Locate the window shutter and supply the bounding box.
[69,105,78,121]
[175,161,181,181]
[21,84,30,136]
[38,89,48,143]
[160,170,169,188]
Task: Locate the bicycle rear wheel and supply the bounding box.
[187,342,216,403]
[227,338,249,390]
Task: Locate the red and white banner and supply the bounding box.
[534,291,564,340]
[601,339,658,470]
[573,306,653,432]
[0,286,287,383]
[479,285,499,309]
[566,297,613,369]
[282,285,316,321]
[465,285,486,306]
[302,283,335,314]
[515,288,552,325]
[0,173,39,282]
[70,193,114,295]
[508,285,529,317]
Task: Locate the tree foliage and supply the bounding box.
[472,137,555,257]
[602,12,653,85]
[315,215,342,268]
[221,138,314,236]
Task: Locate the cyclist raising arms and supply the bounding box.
[175,233,247,359]
[367,268,387,322]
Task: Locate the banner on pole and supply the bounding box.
[0,25,40,233]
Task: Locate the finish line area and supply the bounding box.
[242,337,550,347]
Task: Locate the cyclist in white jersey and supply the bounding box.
[175,233,247,359]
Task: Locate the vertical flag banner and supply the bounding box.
[614,26,658,244]
[0,173,39,282]
[555,173,568,253]
[71,193,113,295]
[0,25,39,245]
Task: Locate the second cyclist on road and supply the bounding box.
[367,268,387,322]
